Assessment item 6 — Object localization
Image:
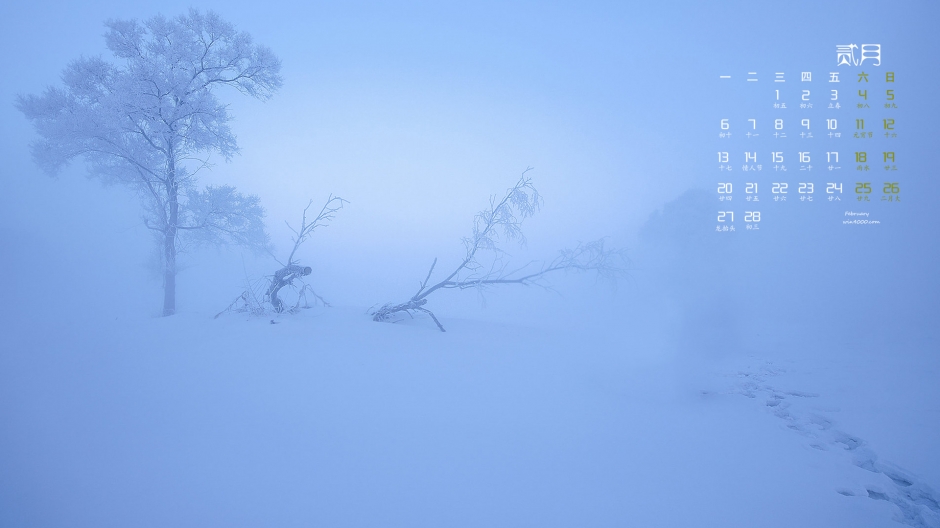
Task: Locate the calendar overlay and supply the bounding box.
[715,44,897,232]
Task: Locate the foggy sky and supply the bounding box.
[1,0,937,334]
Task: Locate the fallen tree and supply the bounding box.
[215,195,346,318]
[371,169,627,331]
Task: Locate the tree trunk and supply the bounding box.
[162,225,176,316]
[162,155,179,316]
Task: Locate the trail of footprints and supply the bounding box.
[732,363,940,528]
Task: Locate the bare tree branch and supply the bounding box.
[372,170,627,331]
[215,194,346,318]
[285,195,347,265]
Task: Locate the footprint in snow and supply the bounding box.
[730,362,940,528]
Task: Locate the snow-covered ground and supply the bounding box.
[0,183,937,527]
[1,293,937,527]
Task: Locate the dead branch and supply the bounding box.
[285,195,347,266]
[372,169,627,331]
[216,194,345,318]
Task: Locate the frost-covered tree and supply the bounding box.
[16,9,282,315]
[372,169,628,331]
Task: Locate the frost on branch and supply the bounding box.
[177,185,269,252]
[371,169,628,331]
